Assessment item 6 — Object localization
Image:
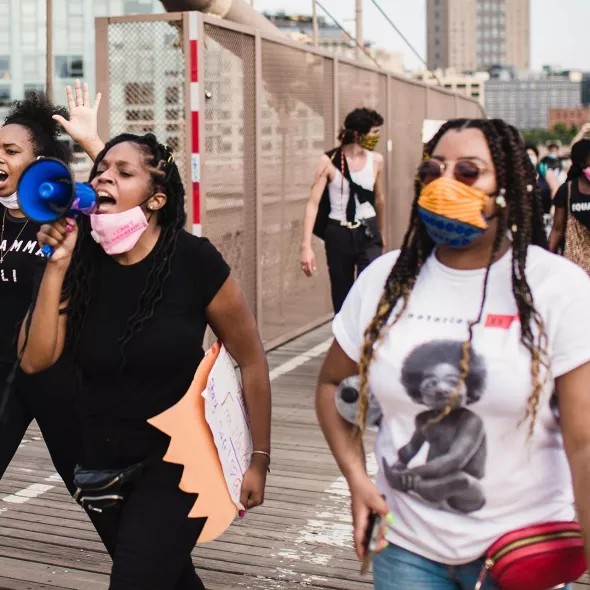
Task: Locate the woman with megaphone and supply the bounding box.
[19,132,271,589]
[0,84,105,500]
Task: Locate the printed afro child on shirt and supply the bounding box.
[382,340,487,514]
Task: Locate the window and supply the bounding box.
[55,56,84,78]
[125,83,154,105]
[166,136,180,152]
[125,109,154,121]
[165,86,179,104]
[0,1,9,52]
[21,0,36,16]
[68,0,84,15]
[67,16,85,50]
[0,85,10,106]
[23,55,43,80]
[0,56,9,80]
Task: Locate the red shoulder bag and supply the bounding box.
[474,521,586,590]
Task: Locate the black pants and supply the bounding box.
[91,461,206,590]
[324,217,383,313]
[0,358,111,550]
[0,358,80,494]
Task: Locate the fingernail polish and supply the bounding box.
[386,513,395,526]
[66,225,73,233]
[238,510,246,518]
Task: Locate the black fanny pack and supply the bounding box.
[73,459,153,513]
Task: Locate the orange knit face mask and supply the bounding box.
[417,177,491,247]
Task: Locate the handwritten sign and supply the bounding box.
[201,345,252,511]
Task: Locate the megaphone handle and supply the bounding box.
[41,243,54,259]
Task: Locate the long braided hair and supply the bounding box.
[356,119,549,438]
[62,133,186,365]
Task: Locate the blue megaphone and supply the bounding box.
[17,158,96,258]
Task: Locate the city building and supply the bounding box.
[582,73,590,107]
[0,0,164,121]
[427,0,530,72]
[265,13,404,74]
[548,107,590,130]
[485,71,582,129]
[414,68,488,106]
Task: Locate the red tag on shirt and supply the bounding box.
[485,314,519,329]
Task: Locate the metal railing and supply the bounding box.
[96,12,485,349]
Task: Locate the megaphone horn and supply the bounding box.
[17,158,96,258]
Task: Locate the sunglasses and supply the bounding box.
[418,159,487,187]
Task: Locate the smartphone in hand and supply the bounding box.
[361,511,382,574]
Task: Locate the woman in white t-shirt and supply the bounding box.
[316,118,590,589]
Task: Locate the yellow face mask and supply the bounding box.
[358,133,380,152]
[417,177,490,247]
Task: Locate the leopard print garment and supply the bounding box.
[564,181,590,275]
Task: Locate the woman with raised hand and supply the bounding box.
[19,132,271,589]
[317,119,590,589]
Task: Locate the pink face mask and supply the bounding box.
[90,206,149,255]
[584,167,590,182]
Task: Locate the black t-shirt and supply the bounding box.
[554,179,590,229]
[0,206,45,364]
[73,230,230,468]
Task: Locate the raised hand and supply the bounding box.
[53,80,104,160]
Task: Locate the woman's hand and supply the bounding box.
[300,244,317,277]
[38,218,78,265]
[53,80,104,159]
[239,453,269,513]
[349,474,390,559]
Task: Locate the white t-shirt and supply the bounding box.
[333,245,590,565]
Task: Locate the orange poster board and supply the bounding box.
[148,342,237,543]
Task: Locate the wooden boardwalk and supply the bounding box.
[0,323,587,589]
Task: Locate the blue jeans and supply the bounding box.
[373,544,573,590]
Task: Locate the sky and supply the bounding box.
[250,0,590,72]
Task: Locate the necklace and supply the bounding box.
[0,208,29,264]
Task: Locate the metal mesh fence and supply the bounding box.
[258,40,334,345]
[99,15,485,349]
[201,24,257,316]
[427,87,458,121]
[389,79,428,247]
[106,18,187,184]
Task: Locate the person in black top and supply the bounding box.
[549,139,590,274]
[20,132,271,589]
[0,87,104,495]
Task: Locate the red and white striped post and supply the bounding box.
[189,12,201,237]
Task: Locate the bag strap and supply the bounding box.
[568,180,572,209]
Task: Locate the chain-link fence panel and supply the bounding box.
[106,18,187,185]
[259,41,334,345]
[389,79,427,248]
[202,24,257,316]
